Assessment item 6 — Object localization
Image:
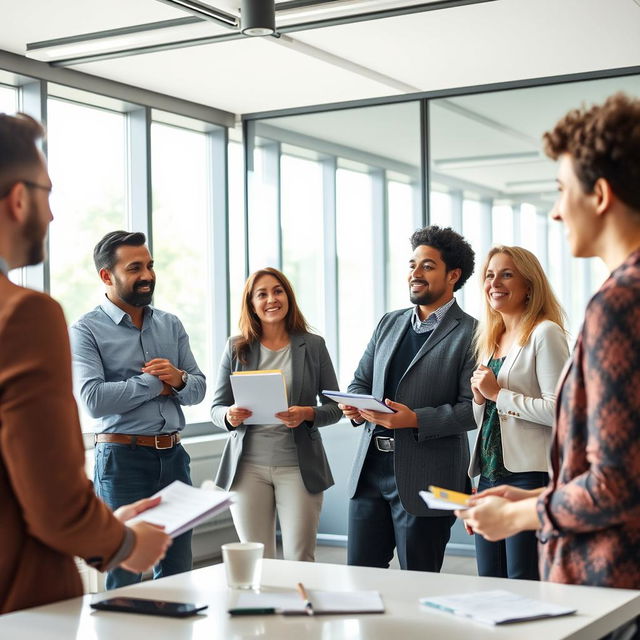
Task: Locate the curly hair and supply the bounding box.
[410,225,475,291]
[542,92,640,211]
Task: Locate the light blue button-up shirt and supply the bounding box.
[70,296,206,435]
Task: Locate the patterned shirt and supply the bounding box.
[536,248,640,588]
[479,356,509,482]
[411,297,456,333]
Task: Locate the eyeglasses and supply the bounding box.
[0,180,53,200]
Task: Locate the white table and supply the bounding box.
[2,560,639,639]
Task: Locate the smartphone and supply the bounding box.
[90,596,208,618]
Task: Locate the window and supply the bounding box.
[336,166,375,386]
[0,84,16,113]
[150,122,213,424]
[47,99,128,324]
[228,140,246,334]
[387,178,417,312]
[281,153,325,333]
[1,84,21,285]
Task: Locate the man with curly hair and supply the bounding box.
[460,93,640,593]
[341,225,477,572]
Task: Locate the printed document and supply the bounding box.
[126,480,234,538]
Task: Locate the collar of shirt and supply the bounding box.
[411,297,456,334]
[100,294,154,327]
[0,256,8,277]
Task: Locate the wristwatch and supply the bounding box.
[172,370,188,391]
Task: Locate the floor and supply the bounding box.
[313,544,477,577]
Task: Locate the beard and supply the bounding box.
[409,281,444,306]
[21,204,46,266]
[114,276,155,307]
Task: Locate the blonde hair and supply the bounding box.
[473,246,566,362]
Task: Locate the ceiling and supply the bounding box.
[1,0,639,116]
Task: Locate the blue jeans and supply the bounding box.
[348,443,456,572]
[474,471,548,580]
[94,442,193,590]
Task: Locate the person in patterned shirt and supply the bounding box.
[458,93,640,592]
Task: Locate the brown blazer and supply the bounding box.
[0,274,126,614]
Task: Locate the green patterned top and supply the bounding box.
[479,356,511,481]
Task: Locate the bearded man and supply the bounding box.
[71,230,206,590]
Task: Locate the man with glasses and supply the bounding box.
[70,230,206,590]
[0,113,170,614]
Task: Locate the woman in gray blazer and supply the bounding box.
[210,267,341,561]
[468,246,569,580]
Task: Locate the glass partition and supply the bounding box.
[247,101,422,386]
[429,75,640,337]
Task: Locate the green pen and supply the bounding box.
[228,607,278,616]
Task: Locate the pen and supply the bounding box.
[296,582,314,616]
[228,607,277,615]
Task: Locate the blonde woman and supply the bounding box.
[468,246,569,579]
[210,268,341,561]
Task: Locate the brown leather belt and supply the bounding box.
[94,432,181,450]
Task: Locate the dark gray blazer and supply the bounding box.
[347,301,477,516]
[210,332,342,494]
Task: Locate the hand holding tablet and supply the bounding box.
[322,390,397,414]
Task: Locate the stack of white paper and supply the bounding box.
[126,481,234,538]
[420,590,576,625]
[230,370,288,425]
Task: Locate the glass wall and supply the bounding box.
[150,121,214,424]
[0,83,16,113]
[246,102,422,386]
[47,99,128,325]
[0,73,229,434]
[429,74,640,338]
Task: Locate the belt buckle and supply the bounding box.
[154,434,172,450]
[375,436,394,452]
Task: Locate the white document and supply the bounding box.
[230,370,288,425]
[419,490,469,511]
[420,590,576,625]
[126,481,234,538]
[321,390,396,414]
[234,589,384,614]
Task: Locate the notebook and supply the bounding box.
[420,590,576,625]
[230,370,288,424]
[231,589,384,615]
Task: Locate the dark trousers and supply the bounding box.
[474,471,548,580]
[94,441,193,590]
[348,443,455,572]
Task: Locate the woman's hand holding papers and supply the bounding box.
[275,406,315,428]
[226,405,253,428]
[457,486,545,541]
[360,399,417,429]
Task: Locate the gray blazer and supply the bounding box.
[210,332,342,494]
[347,301,477,516]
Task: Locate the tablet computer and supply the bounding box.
[322,390,396,414]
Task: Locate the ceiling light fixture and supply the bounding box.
[241,0,276,36]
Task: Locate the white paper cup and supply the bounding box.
[222,542,264,589]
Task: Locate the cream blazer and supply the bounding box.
[469,320,569,476]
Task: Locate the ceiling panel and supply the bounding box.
[74,36,400,114]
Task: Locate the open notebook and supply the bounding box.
[230,589,384,615]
